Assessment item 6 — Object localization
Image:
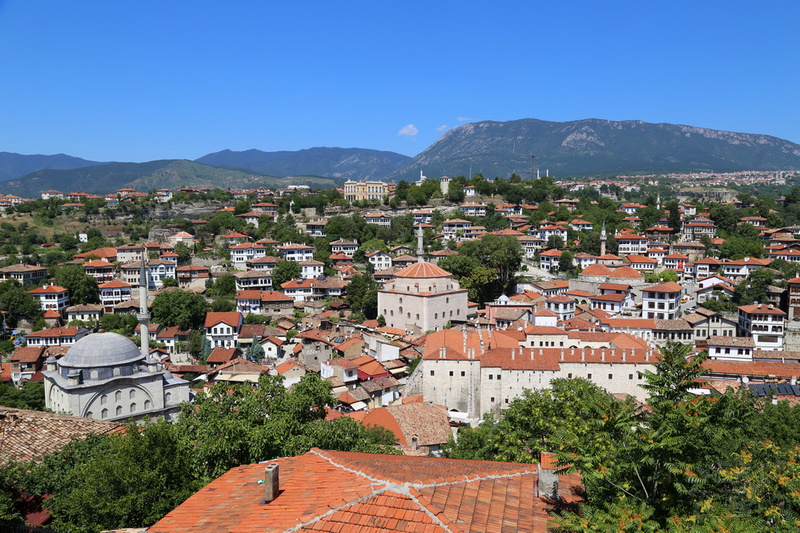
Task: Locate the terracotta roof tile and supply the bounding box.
[0,407,120,463]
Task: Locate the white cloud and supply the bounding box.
[436,124,448,131]
[397,124,418,137]
[457,116,474,122]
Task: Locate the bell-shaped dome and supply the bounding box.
[59,332,144,369]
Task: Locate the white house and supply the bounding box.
[204,312,243,349]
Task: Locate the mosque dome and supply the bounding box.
[59,332,144,369]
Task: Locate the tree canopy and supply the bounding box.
[150,288,208,329]
[54,264,100,305]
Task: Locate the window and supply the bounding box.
[115,391,122,402]
[490,397,495,402]
[587,373,592,380]
[461,371,465,377]
[130,403,136,413]
[449,371,453,377]
[101,408,108,419]
[567,373,572,379]
[629,374,633,380]
[101,394,107,405]
[608,374,613,380]
[489,374,493,380]
[116,405,122,416]
[430,370,435,376]
[129,389,136,399]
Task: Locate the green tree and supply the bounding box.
[559,251,574,273]
[175,373,396,481]
[447,179,466,203]
[173,241,192,264]
[100,313,139,336]
[35,421,201,533]
[445,378,614,463]
[347,273,379,319]
[151,288,208,329]
[454,235,522,298]
[0,280,42,327]
[546,234,564,249]
[734,268,774,306]
[54,264,100,304]
[0,380,45,410]
[207,273,236,300]
[271,260,301,287]
[645,270,679,283]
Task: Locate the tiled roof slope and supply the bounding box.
[394,261,452,279]
[150,448,581,533]
[0,407,120,463]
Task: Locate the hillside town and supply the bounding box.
[2,174,800,530]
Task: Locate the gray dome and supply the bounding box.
[60,332,144,369]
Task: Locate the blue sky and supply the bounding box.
[0,1,798,162]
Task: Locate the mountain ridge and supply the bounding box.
[388,118,800,180]
[0,160,340,197]
[3,118,800,196]
[195,146,411,181]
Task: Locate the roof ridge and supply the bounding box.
[307,449,463,532]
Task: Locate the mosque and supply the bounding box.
[43,258,190,421]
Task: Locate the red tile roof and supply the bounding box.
[738,304,786,316]
[607,266,642,279]
[393,261,452,279]
[204,312,242,328]
[580,264,613,276]
[150,448,582,532]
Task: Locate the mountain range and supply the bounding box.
[2,118,800,196]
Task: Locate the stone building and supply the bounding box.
[378,261,469,335]
[43,332,189,422]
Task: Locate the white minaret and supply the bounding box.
[138,255,150,359]
[417,224,424,262]
[600,221,607,257]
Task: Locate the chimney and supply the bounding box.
[411,434,419,451]
[530,348,534,360]
[538,452,559,500]
[262,463,280,503]
[511,348,516,360]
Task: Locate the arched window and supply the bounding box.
[144,399,151,410]
[116,405,122,416]
[101,394,107,405]
[129,389,136,399]
[101,408,108,419]
[115,391,122,402]
[130,403,136,413]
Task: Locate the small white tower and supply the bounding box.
[600,221,607,257]
[138,255,150,360]
[416,224,424,262]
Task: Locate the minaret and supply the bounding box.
[138,255,150,360]
[600,221,607,257]
[416,224,424,262]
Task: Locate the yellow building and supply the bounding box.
[343,180,388,202]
